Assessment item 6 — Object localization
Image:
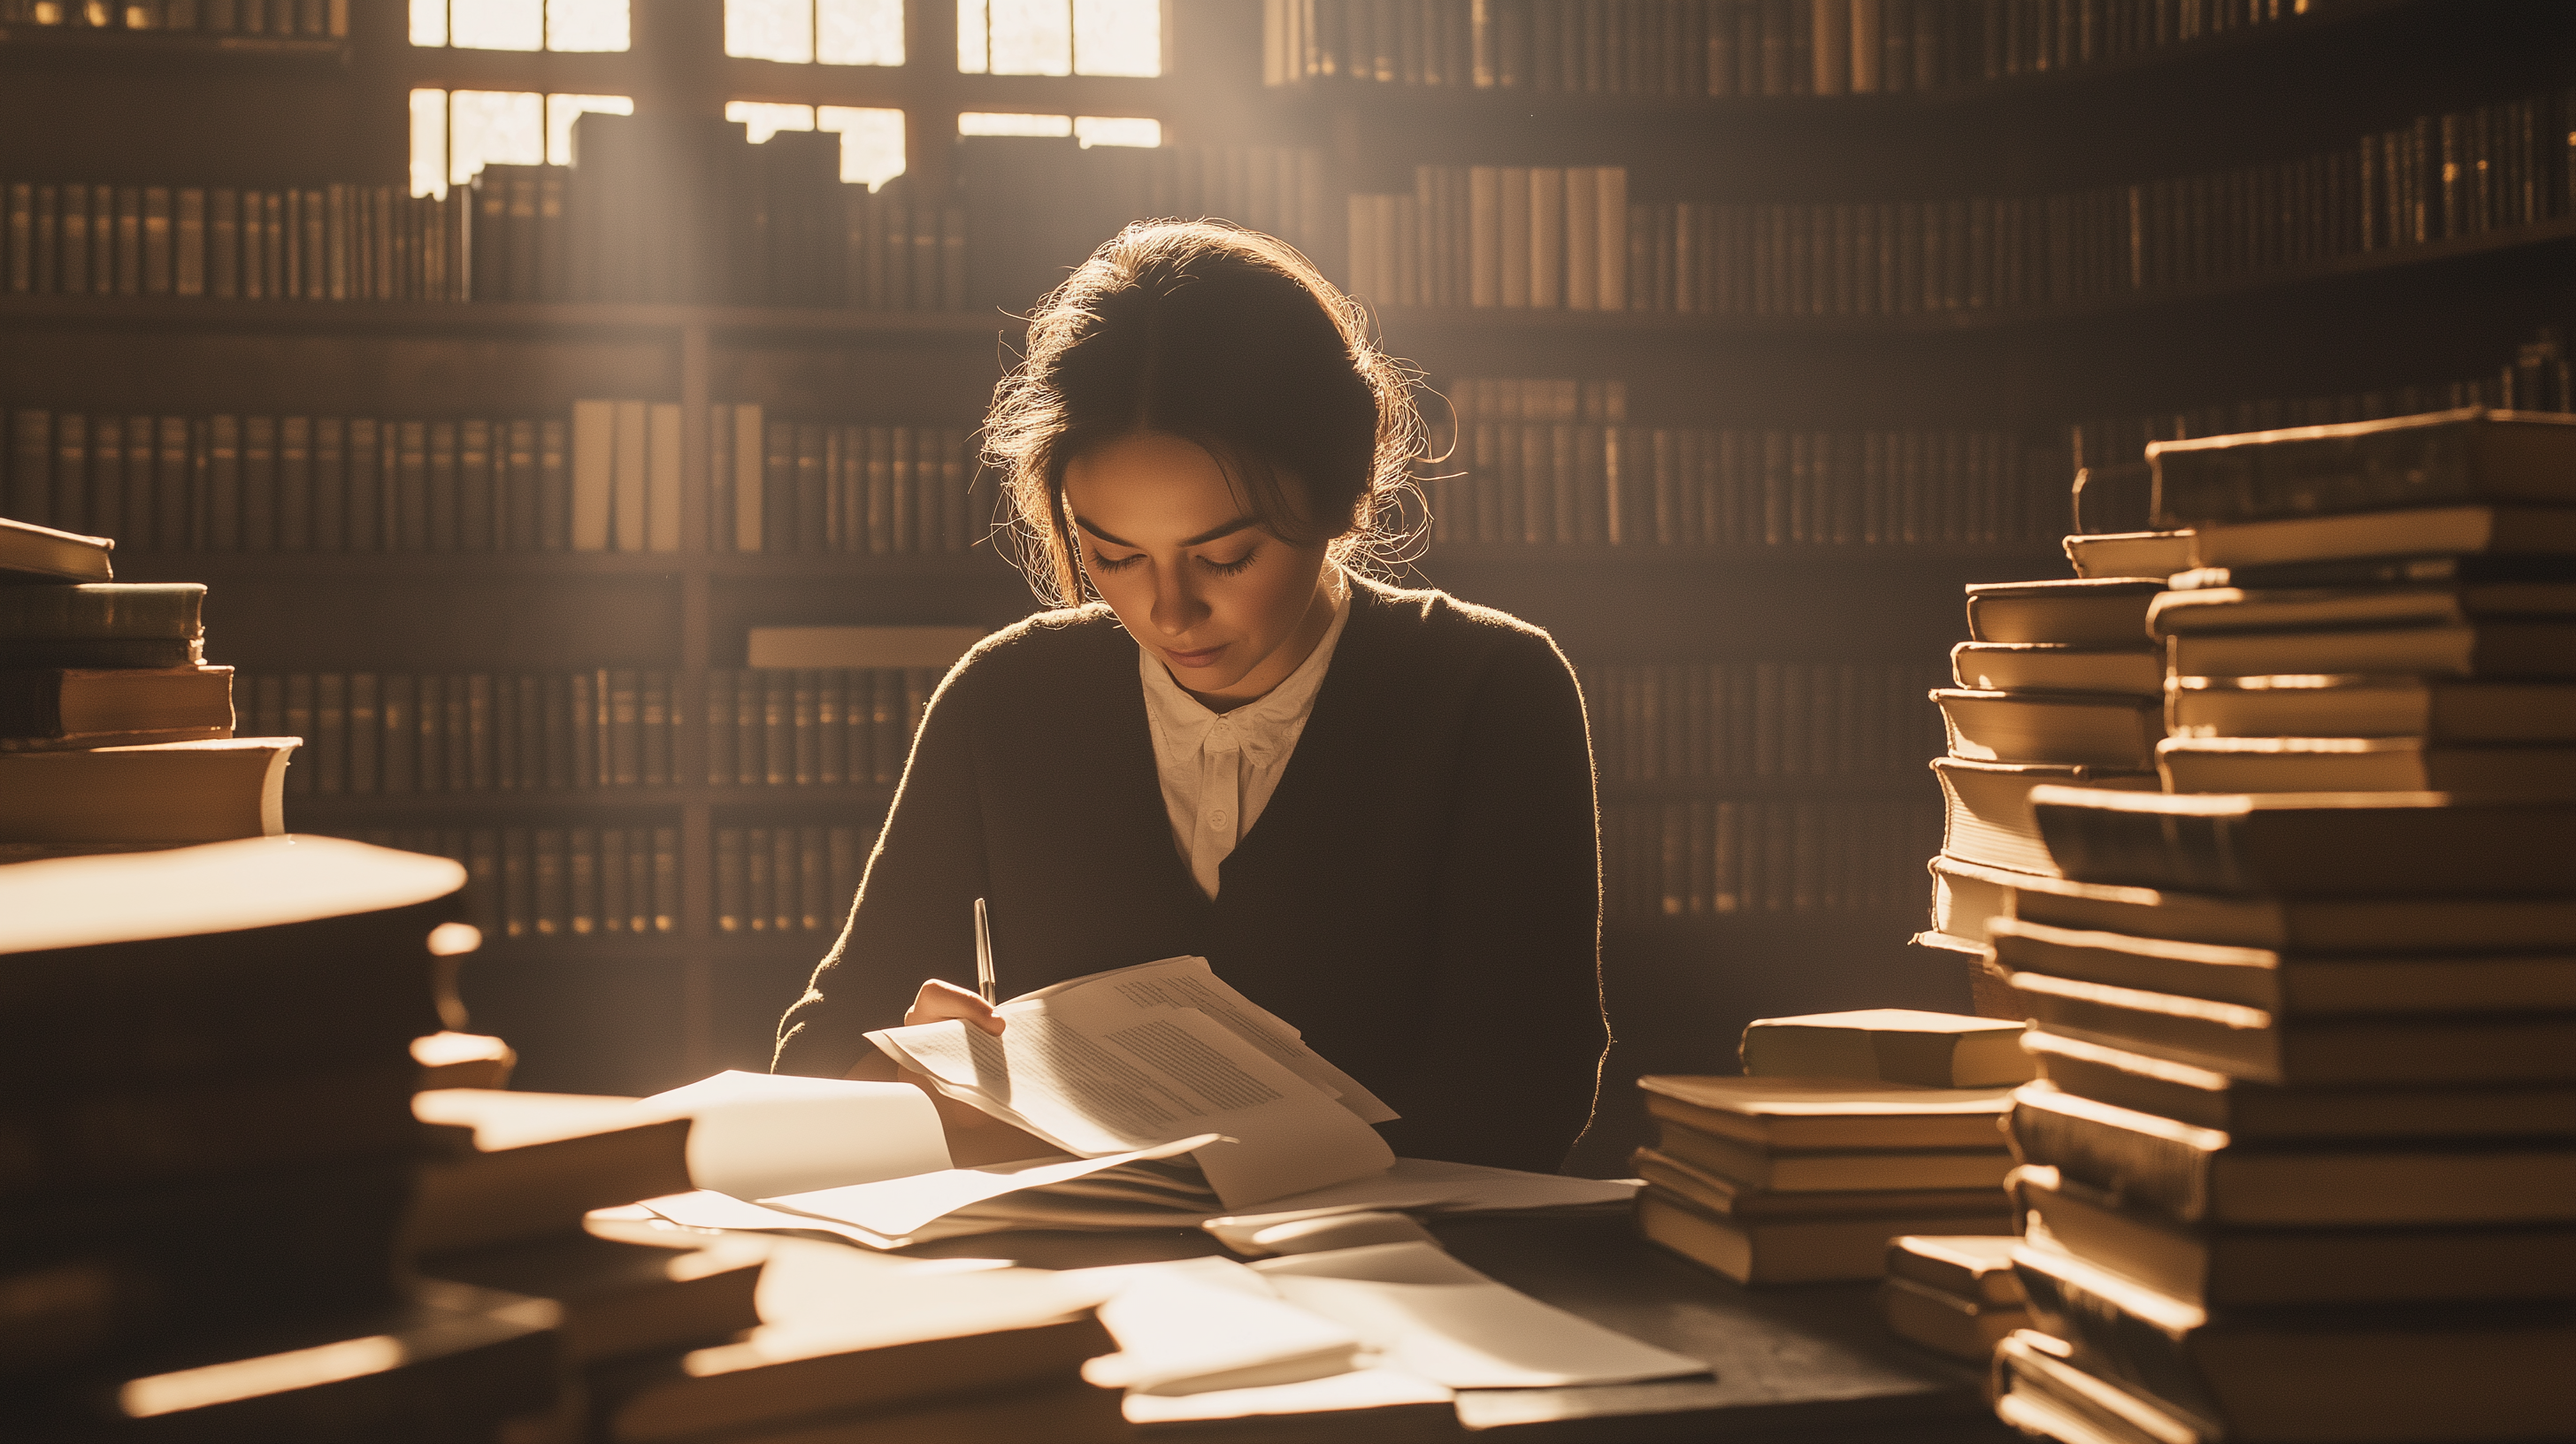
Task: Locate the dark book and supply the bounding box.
[2013,1163,2576,1310]
[22,1279,560,1441]
[1637,1074,2014,1151]
[2013,1238,2576,1444]
[2027,787,2576,897]
[1964,579,2162,647]
[1933,759,2155,877]
[2170,553,2576,594]
[424,1233,764,1366]
[0,583,203,641]
[2065,529,2194,580]
[0,1059,417,1203]
[1934,689,2163,768]
[2190,503,2576,571]
[1993,916,2576,1017]
[2023,1030,2576,1144]
[1990,1330,2207,1444]
[2148,580,2576,637]
[0,837,461,1091]
[2003,868,2576,953]
[2158,734,2576,795]
[2150,408,2576,528]
[0,1156,415,1377]
[0,737,295,843]
[1636,1186,2007,1287]
[2167,618,2576,680]
[2168,674,2576,744]
[1631,1147,2009,1222]
[0,666,232,751]
[2008,1082,2576,1229]
[407,1089,694,1255]
[0,515,113,584]
[1950,641,2162,696]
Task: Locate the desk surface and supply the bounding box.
[898,1210,2015,1444]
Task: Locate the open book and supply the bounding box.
[864,956,1398,1209]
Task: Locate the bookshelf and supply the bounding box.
[4,0,2572,1137]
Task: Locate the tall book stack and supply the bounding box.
[1916,526,2187,1008]
[1,838,565,1439]
[1983,408,2576,1444]
[0,518,296,856]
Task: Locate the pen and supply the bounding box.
[973,896,995,1006]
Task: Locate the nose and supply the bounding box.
[1147,557,1208,638]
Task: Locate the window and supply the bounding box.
[724,102,909,188]
[410,88,633,196]
[409,0,628,50]
[724,0,903,65]
[957,0,1158,77]
[957,112,1162,148]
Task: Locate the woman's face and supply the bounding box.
[1061,431,1339,705]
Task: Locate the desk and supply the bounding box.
[898,1210,2017,1444]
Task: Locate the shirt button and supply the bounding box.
[1208,809,1229,827]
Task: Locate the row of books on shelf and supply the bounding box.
[1579,660,1949,783]
[230,666,941,798]
[1424,410,2064,546]
[0,0,345,34]
[709,407,981,555]
[1345,89,2576,316]
[1,401,700,555]
[1267,0,2334,96]
[340,821,870,941]
[3,181,467,303]
[1600,794,1938,918]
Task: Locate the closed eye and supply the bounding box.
[1199,549,1258,576]
[1089,550,1144,572]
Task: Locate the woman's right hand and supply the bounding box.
[906,978,1006,1035]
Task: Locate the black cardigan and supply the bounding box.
[772,574,1607,1173]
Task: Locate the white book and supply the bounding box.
[1530,167,1565,309]
[732,403,763,553]
[647,402,681,553]
[612,400,648,554]
[569,398,615,552]
[1598,166,1629,311]
[1565,168,1599,310]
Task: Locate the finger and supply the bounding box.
[908,978,1007,1035]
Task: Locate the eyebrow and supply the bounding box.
[1073,514,1261,549]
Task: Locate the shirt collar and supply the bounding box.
[1138,579,1353,763]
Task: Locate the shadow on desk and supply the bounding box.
[897,1210,2015,1444]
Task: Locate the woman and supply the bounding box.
[773,221,1605,1174]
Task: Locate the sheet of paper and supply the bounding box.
[1205,1156,1638,1235]
[874,1001,1394,1209]
[1251,1242,1709,1390]
[631,1071,950,1200]
[1119,1366,1456,1427]
[755,1133,1221,1239]
[1073,1256,1364,1395]
[1021,956,1399,1124]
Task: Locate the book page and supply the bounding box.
[872,994,1394,1209]
[1018,957,1399,1124]
[630,1071,949,1201]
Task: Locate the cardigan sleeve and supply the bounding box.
[771,662,989,1079]
[1390,628,1606,1172]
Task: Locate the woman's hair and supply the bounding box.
[983,219,1422,607]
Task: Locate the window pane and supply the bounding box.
[449,88,544,186]
[547,93,632,165]
[818,105,907,188]
[958,111,1072,137]
[451,0,542,50]
[1074,115,1159,148]
[410,0,447,45]
[986,0,1071,75]
[817,0,901,65]
[410,88,449,197]
[726,0,813,62]
[725,101,816,145]
[1073,0,1156,76]
[955,0,986,71]
[546,0,626,50]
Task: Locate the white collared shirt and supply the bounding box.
[1138,586,1353,900]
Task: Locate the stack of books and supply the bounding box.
[0,518,294,856]
[1916,523,2189,1009]
[1987,408,2576,1444]
[1880,1234,2028,1364]
[1634,1010,2022,1285]
[1,838,564,1439]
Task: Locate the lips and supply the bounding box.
[1162,644,1226,669]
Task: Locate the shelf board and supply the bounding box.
[0,293,1016,339]
[1414,542,2065,571]
[106,549,1033,585]
[290,783,896,823]
[0,24,348,65]
[1598,776,1936,801]
[1263,0,2420,124]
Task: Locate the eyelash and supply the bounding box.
[1088,550,1259,576]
